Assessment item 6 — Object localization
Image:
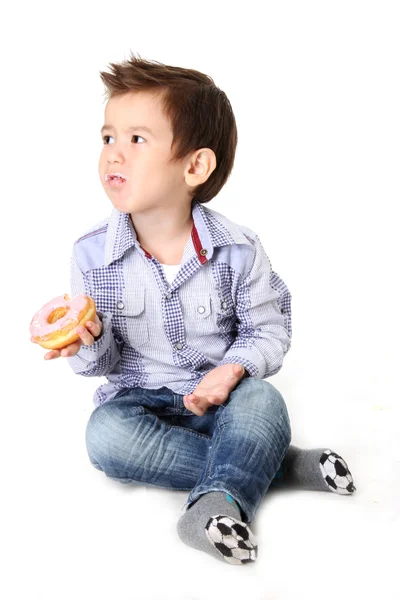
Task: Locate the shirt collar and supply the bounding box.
[104,199,252,267]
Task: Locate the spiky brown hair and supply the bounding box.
[99,52,238,203]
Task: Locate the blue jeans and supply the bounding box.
[85,377,291,523]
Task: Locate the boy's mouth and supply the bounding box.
[105,173,127,187]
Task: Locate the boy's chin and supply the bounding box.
[108,196,134,213]
[109,197,166,214]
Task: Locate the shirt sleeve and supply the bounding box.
[216,234,292,378]
[66,246,122,377]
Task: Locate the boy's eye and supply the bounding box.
[102,135,145,144]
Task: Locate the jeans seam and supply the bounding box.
[202,409,225,481]
[166,423,212,441]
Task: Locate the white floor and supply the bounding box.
[3,366,399,600]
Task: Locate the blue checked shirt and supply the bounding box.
[67,200,292,406]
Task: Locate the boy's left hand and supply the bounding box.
[183,363,247,416]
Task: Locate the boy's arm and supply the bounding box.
[66,248,122,377]
[216,234,292,379]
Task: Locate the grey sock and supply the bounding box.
[177,491,258,565]
[274,446,356,494]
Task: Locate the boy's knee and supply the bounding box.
[239,377,283,405]
[261,380,291,438]
[85,403,111,464]
[235,378,291,436]
[85,401,142,465]
[86,402,111,441]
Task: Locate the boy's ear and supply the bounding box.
[184,147,217,188]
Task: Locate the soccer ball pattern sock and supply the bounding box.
[177,491,257,565]
[274,446,356,494]
[319,449,356,494]
[205,514,258,565]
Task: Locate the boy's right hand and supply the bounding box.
[30,314,103,360]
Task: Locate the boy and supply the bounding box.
[35,54,355,565]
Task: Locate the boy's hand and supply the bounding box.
[183,363,247,416]
[30,314,103,360]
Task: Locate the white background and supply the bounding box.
[1,1,399,599]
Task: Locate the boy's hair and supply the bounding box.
[99,52,238,204]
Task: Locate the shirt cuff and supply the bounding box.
[216,348,266,378]
[70,311,113,362]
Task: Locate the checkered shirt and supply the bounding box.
[67,200,292,406]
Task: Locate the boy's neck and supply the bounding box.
[130,204,194,265]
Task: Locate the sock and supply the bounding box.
[272,446,356,494]
[177,491,258,565]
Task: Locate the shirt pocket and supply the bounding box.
[185,292,237,335]
[185,294,213,320]
[183,293,217,349]
[112,287,149,348]
[183,291,237,357]
[93,287,149,348]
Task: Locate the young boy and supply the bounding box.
[35,54,356,565]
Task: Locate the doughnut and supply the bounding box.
[30,294,97,350]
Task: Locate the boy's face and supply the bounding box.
[99,91,191,214]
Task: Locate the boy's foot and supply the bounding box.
[177,491,257,565]
[319,449,356,494]
[272,446,356,494]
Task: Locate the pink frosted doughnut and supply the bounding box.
[30,293,96,350]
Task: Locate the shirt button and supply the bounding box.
[116,301,125,310]
[174,342,183,350]
[197,306,205,314]
[221,301,227,310]
[165,292,172,300]
[200,248,208,256]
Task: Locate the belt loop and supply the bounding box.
[173,391,186,412]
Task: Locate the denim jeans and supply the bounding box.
[85,377,291,523]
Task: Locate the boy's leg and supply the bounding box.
[271,445,356,494]
[177,377,291,565]
[175,408,357,495]
[85,386,212,491]
[183,377,292,522]
[85,384,356,565]
[86,385,355,497]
